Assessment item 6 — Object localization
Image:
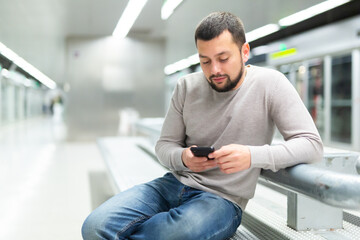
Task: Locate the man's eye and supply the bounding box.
[202,61,210,65]
[220,58,228,62]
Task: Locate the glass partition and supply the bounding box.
[308,59,324,137]
[331,54,352,143]
[279,63,307,102]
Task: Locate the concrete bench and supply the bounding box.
[97,137,167,192]
[97,135,360,239]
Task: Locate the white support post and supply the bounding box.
[302,61,309,108]
[352,49,360,151]
[287,192,343,231]
[323,55,332,144]
[0,73,2,126]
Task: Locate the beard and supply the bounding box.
[208,64,245,92]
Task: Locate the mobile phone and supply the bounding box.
[190,146,215,159]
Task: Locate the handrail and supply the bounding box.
[261,154,360,210]
[134,118,360,210]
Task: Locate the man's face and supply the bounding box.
[197,30,249,92]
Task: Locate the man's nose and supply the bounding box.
[210,62,221,75]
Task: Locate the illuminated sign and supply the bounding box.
[270,48,297,59]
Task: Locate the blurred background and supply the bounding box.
[0,0,359,239]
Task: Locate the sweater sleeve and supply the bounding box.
[155,79,189,171]
[248,74,323,172]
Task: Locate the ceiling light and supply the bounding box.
[0,41,56,89]
[0,42,19,62]
[113,0,148,38]
[278,0,351,27]
[164,53,199,75]
[16,58,57,89]
[246,24,280,42]
[161,0,183,20]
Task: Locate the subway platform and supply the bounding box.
[1,117,360,239]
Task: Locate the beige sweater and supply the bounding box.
[155,65,323,210]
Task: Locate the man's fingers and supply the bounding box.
[191,159,216,167]
[188,159,217,172]
[217,156,250,174]
[191,156,208,163]
[202,160,217,167]
[218,160,236,170]
[209,146,232,159]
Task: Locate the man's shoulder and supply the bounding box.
[177,71,207,88]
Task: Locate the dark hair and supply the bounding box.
[195,12,246,49]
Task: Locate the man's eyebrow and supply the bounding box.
[199,51,230,58]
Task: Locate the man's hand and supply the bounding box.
[182,146,218,172]
[208,144,251,174]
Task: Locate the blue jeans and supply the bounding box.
[82,173,242,240]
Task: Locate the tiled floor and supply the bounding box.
[0,117,109,240]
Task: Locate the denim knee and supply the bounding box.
[81,212,107,240]
[82,214,95,240]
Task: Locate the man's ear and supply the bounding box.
[241,43,250,63]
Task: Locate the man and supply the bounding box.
[82,12,323,240]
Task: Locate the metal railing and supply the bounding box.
[261,153,360,210]
[135,118,360,211]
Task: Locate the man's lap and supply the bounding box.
[82,172,242,240]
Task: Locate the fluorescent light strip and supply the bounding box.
[161,0,183,20]
[113,0,148,38]
[0,42,18,62]
[15,57,57,89]
[245,24,280,42]
[164,53,199,75]
[0,42,56,89]
[278,0,351,27]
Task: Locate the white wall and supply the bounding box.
[65,36,165,141]
[0,0,67,84]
